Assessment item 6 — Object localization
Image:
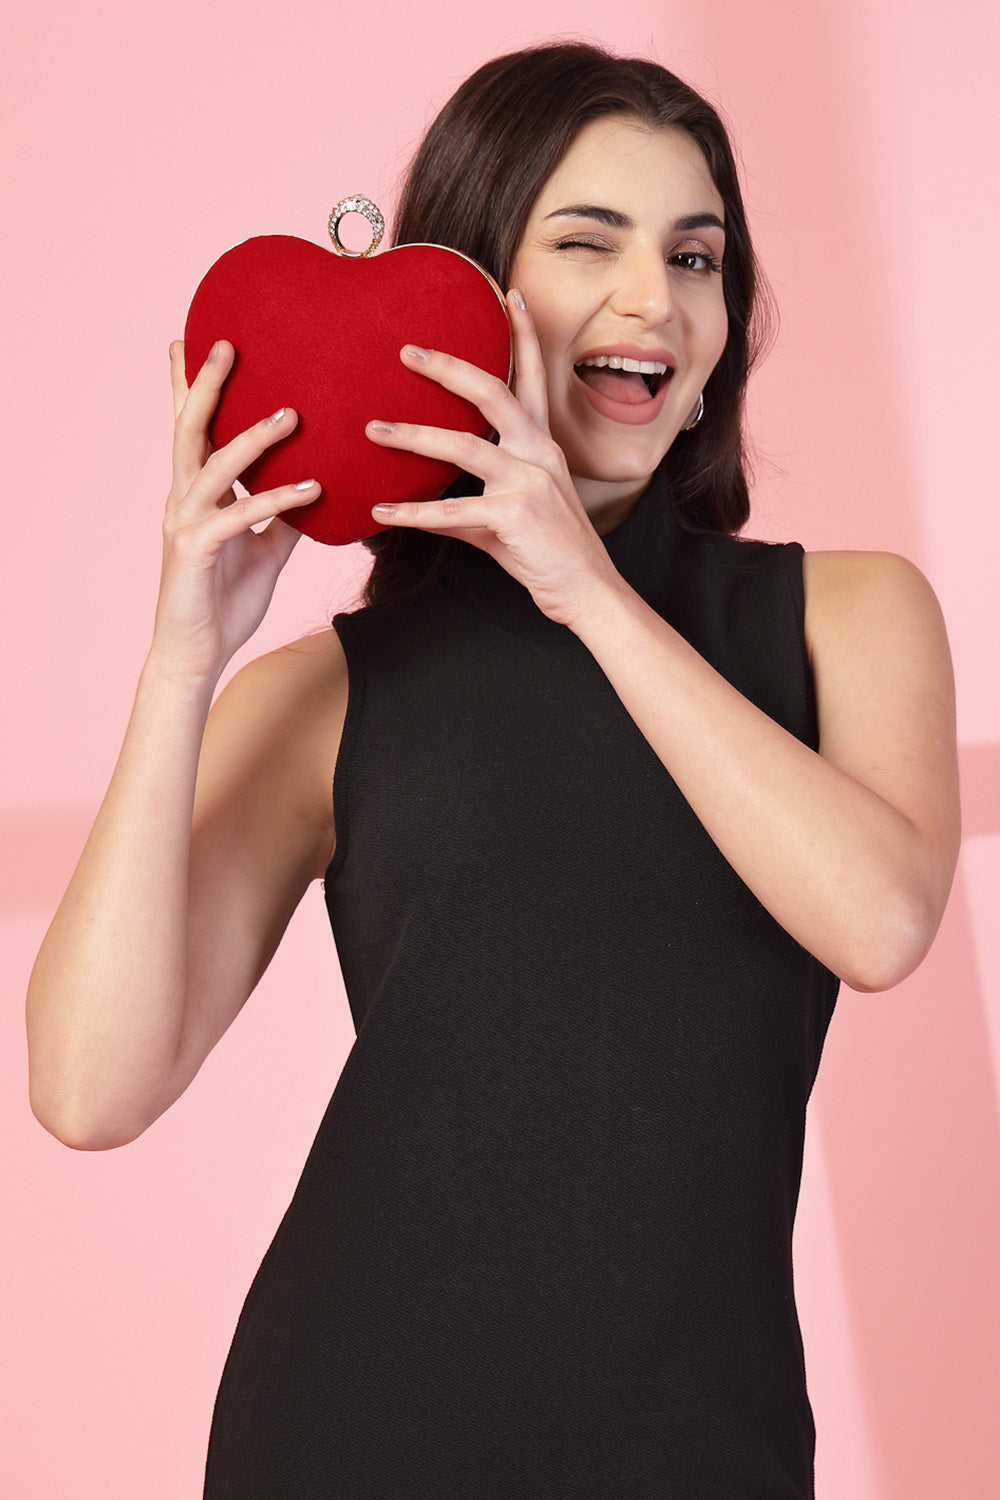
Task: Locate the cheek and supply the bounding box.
[520,275,586,364]
[700,303,729,376]
[518,299,568,389]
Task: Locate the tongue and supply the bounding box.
[577,365,653,405]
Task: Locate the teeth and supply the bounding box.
[577,355,669,375]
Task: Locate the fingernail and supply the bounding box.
[208,341,220,362]
[402,345,430,361]
[294,480,317,491]
[268,407,287,424]
[168,343,175,362]
[372,503,398,516]
[368,420,396,435]
[510,289,525,311]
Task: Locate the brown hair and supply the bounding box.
[363,41,775,608]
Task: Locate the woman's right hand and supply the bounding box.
[28,340,339,1148]
[155,339,321,683]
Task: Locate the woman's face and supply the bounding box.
[509,115,729,522]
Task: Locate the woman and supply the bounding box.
[27,42,959,1498]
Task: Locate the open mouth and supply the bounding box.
[573,355,670,405]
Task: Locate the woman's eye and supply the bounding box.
[554,237,610,253]
[670,249,723,274]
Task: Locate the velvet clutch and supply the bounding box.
[184,196,512,545]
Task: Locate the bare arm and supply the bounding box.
[26,343,338,1149]
[367,300,960,991]
[569,548,959,990]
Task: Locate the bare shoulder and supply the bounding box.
[802,548,954,715]
[802,549,946,644]
[800,550,959,858]
[223,624,349,697]
[210,626,348,743]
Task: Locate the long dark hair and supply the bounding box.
[363,42,775,609]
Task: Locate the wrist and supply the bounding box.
[552,557,637,640]
[139,647,221,708]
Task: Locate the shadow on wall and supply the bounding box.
[814,741,1000,1499]
[960,745,1000,839]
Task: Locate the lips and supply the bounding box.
[571,347,676,426]
[574,352,670,402]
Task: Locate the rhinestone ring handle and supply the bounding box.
[328,195,385,258]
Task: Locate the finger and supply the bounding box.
[169,340,189,422]
[398,343,545,458]
[190,478,321,546]
[371,490,516,536]
[171,339,238,487]
[176,407,300,517]
[366,415,505,485]
[254,513,305,571]
[176,338,234,427]
[506,289,549,431]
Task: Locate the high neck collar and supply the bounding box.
[446,461,687,644]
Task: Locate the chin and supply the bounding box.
[559,415,680,480]
[568,441,674,491]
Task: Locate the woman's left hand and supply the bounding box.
[368,295,961,994]
[365,291,621,629]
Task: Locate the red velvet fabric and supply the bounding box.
[184,236,512,545]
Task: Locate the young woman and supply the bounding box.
[27,43,959,1498]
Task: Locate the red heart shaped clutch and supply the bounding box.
[184,196,512,545]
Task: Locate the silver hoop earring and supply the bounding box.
[682,392,704,431]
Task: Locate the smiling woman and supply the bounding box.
[508,120,729,495]
[26,39,959,1500]
[362,48,770,608]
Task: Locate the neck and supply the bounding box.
[572,473,652,536]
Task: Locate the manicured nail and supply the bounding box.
[510,289,525,311]
[267,407,287,424]
[368,420,396,435]
[402,344,430,361]
[168,342,175,362]
[208,340,220,362]
[372,503,398,516]
[294,479,317,491]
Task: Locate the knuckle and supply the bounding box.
[169,520,198,557]
[541,444,568,481]
[173,413,203,452]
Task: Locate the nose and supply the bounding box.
[608,247,675,326]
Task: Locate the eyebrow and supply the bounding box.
[543,204,726,235]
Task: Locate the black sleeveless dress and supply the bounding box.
[204,468,840,1498]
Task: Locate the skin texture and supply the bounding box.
[26,118,960,1150]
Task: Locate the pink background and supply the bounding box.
[4,1,999,1494]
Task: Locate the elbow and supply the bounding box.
[836,889,941,994]
[30,1093,143,1152]
[28,1068,154,1152]
[31,1102,149,1152]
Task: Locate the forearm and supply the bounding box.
[26,656,217,1148]
[573,576,947,991]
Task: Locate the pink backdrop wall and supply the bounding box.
[4,1,998,1495]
